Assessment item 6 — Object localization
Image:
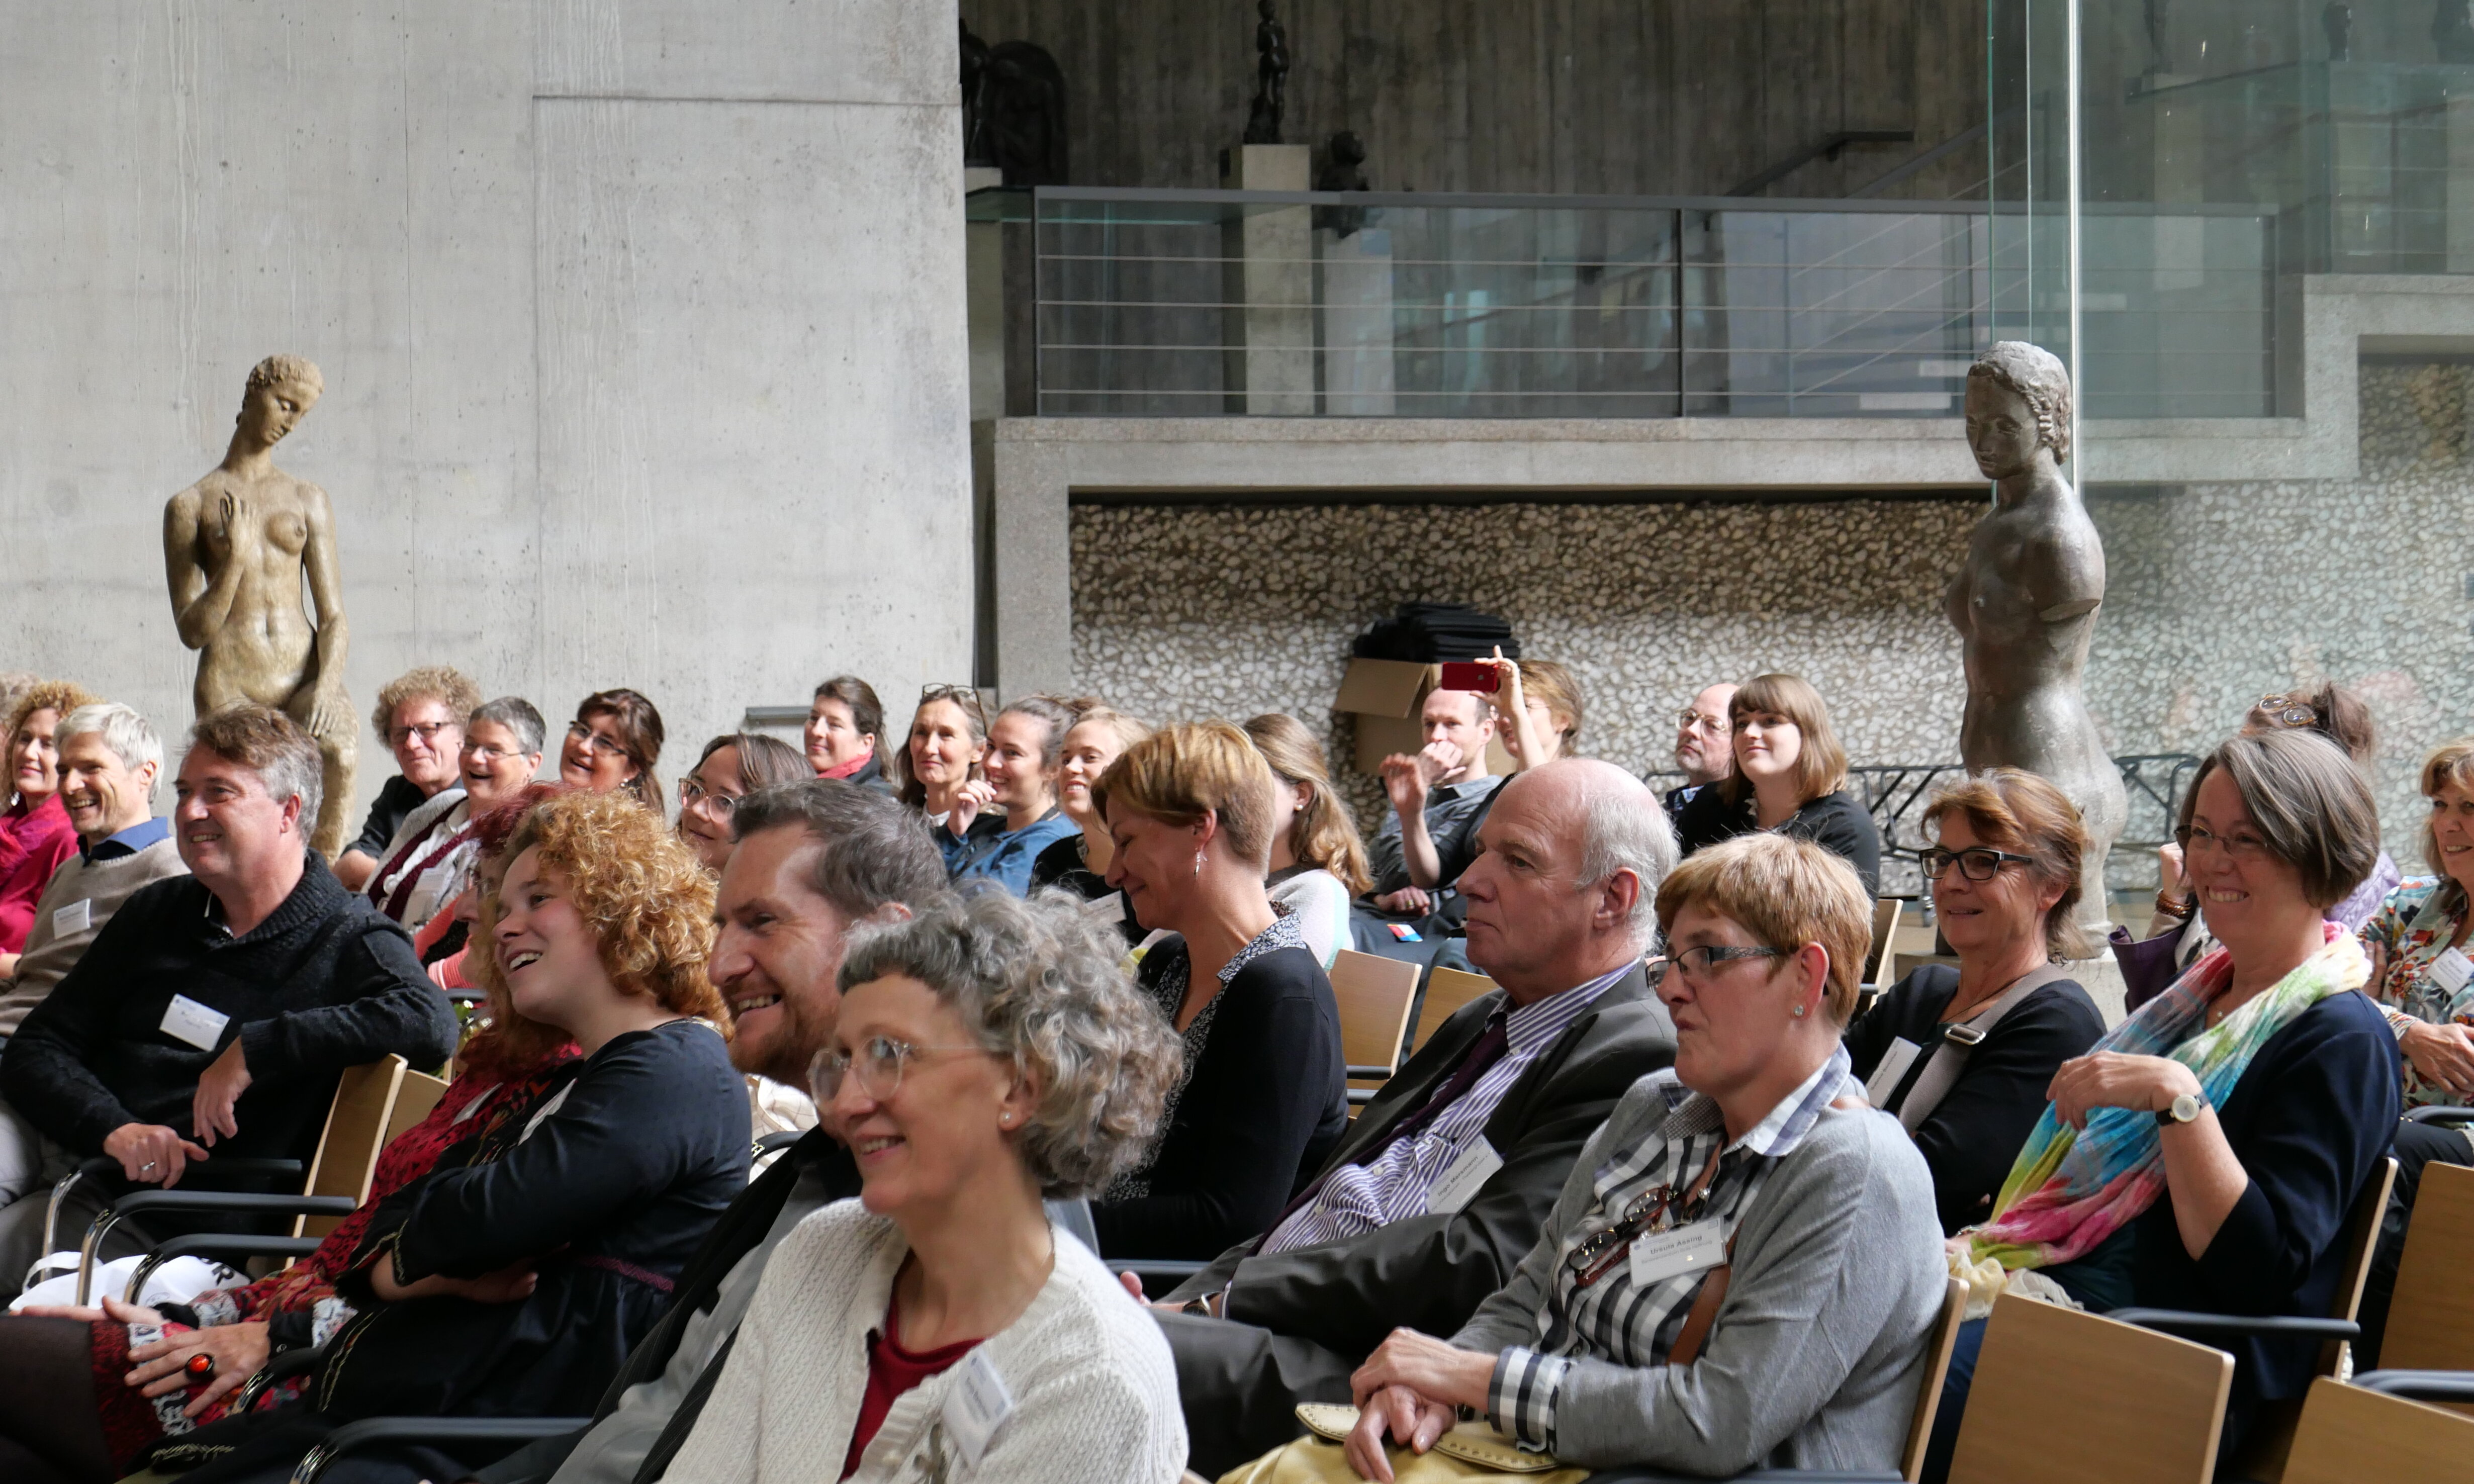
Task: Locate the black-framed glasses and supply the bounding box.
[388,720,460,748]
[809,1036,990,1102]
[2176,822,2274,861]
[1667,944,1786,979]
[567,722,630,761]
[1921,846,2038,882]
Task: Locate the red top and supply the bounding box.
[0,793,78,954]
[840,1289,983,1480]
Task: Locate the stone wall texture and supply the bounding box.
[1070,363,2474,876]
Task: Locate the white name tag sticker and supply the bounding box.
[1629,1221,1728,1289]
[2431,948,2473,995]
[158,994,230,1052]
[943,1347,1015,1468]
[1083,892,1127,925]
[51,899,91,937]
[1864,1037,1925,1107]
[1424,1137,1504,1215]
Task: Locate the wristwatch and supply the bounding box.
[2155,1089,2209,1127]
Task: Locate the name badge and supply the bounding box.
[159,994,230,1052]
[2431,947,2473,995]
[1424,1137,1504,1215]
[52,899,91,938]
[1863,1037,1925,1107]
[1083,892,1128,925]
[1629,1220,1728,1289]
[943,1347,1015,1468]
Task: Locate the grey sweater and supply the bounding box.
[0,834,187,1038]
[1452,1078,1945,1475]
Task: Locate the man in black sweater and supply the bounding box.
[0,704,457,1291]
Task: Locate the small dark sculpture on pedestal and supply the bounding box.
[2323,3,2353,61]
[1313,131,1371,236]
[1946,343,2128,931]
[971,40,1068,187]
[1244,0,1290,145]
[2440,0,2474,63]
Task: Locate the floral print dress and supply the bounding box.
[2359,877,2474,1109]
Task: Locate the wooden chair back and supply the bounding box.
[1331,950,1420,1077]
[1861,897,1901,1004]
[1409,966,1498,1055]
[295,1056,421,1241]
[1899,1278,1971,1481]
[2323,1155,2398,1374]
[2384,1157,2474,1373]
[2282,1377,2474,1484]
[1947,1293,2232,1484]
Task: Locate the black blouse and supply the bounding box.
[1843,965,2105,1234]
[1027,832,1147,946]
[1674,785,1882,896]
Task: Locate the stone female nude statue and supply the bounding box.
[1946,341,2127,926]
[163,354,357,857]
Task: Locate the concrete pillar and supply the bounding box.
[1223,144,1316,415]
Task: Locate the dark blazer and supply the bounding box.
[1845,965,2106,1234]
[1674,785,1881,896]
[1157,961,1678,1476]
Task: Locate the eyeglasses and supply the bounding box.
[2176,822,2275,861]
[1676,710,1727,732]
[918,684,988,723]
[567,722,631,761]
[809,1036,990,1102]
[2255,693,2320,728]
[389,721,460,748]
[1666,944,1786,980]
[1565,1177,1714,1287]
[462,741,524,764]
[1921,846,2039,882]
[678,777,742,814]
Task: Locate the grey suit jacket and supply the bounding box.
[1158,960,1676,1474]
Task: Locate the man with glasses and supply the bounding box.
[333,666,481,892]
[1663,681,1737,831]
[1144,759,1681,1476]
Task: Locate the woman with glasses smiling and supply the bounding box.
[663,889,1188,1484]
[1844,770,2105,1234]
[674,731,809,873]
[360,695,548,933]
[560,688,666,815]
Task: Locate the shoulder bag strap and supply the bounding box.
[1896,963,2074,1133]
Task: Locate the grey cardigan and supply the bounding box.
[1451,1077,1945,1475]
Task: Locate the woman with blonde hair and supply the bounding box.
[1478,650,1584,772]
[1032,700,1153,929]
[1243,713,1369,968]
[1845,769,2106,1233]
[1673,672,1880,895]
[0,680,98,970]
[1092,722,1348,1258]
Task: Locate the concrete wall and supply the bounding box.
[0,1,973,813]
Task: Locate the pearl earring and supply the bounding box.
[1790,1005,1807,1019]
[1000,1111,1015,1127]
[1193,849,1205,877]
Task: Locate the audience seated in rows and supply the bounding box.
[1093,723,1346,1259]
[1674,672,1882,897]
[472,778,948,1484]
[1241,713,1369,970]
[894,684,988,830]
[2353,733,2474,1367]
[362,696,546,934]
[1,681,100,968]
[1927,730,2400,1479]
[942,695,1080,895]
[1352,687,1500,946]
[561,689,666,817]
[673,732,809,875]
[335,667,482,893]
[666,889,1187,1484]
[1030,701,1152,934]
[0,704,185,1209]
[1314,832,1943,1481]
[0,704,459,1291]
[0,792,577,1484]
[1662,681,1737,830]
[1846,770,2106,1234]
[804,675,893,794]
[1145,759,1680,1476]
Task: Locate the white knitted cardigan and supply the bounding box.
[664,1197,1187,1484]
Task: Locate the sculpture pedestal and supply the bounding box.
[1319,226,1396,414]
[1223,144,1314,415]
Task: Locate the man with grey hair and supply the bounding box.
[0,703,189,1203]
[1144,758,1681,1475]
[0,704,454,1292]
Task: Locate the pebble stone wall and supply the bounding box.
[1068,363,2474,874]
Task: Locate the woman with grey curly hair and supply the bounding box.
[663,890,1189,1484]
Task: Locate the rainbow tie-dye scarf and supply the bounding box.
[1954,920,2366,1278]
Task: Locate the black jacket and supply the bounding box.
[1158,962,1677,1475]
[1674,785,1882,896]
[1843,965,2105,1234]
[1,851,456,1218]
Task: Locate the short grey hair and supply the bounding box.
[469,695,547,758]
[838,889,1182,1197]
[730,778,949,921]
[57,703,163,781]
[188,704,323,826]
[1576,775,1681,948]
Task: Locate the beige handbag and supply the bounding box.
[1213,1403,1591,1484]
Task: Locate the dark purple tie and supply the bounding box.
[1264,1012,1513,1238]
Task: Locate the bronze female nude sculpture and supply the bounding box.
[163,355,357,858]
[1947,341,2127,928]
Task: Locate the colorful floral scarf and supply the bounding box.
[1955,921,2365,1280]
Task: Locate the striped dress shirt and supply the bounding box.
[1259,964,1630,1255]
[1490,1044,1857,1451]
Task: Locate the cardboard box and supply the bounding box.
[1334,658,1520,776]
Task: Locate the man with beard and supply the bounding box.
[468,780,946,1484]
